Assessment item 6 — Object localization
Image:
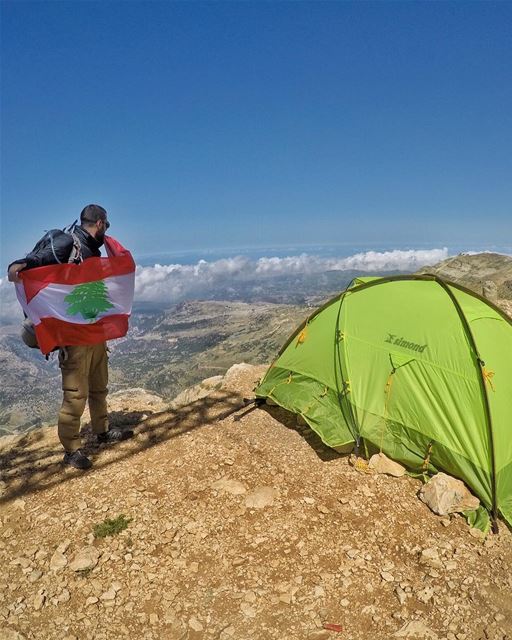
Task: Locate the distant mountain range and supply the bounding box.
[1,252,510,436]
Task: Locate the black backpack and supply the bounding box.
[21,222,83,350]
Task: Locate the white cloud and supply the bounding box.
[0,279,21,323]
[134,248,449,302]
[253,248,449,276]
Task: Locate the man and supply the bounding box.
[7,204,133,470]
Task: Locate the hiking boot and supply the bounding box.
[97,427,134,444]
[63,449,92,470]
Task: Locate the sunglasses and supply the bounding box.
[83,218,110,229]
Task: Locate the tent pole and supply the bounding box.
[435,278,499,533]
[333,293,359,447]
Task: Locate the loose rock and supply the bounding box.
[245,486,277,509]
[211,478,247,496]
[368,453,406,477]
[394,620,439,639]
[419,473,479,516]
[69,547,100,572]
[49,550,67,571]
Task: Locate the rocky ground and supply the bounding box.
[0,364,511,640]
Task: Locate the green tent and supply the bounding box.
[255,275,512,530]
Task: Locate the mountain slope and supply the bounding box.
[416,252,512,316]
[0,365,511,640]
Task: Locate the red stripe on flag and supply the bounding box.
[35,314,130,355]
[21,253,135,303]
[104,236,129,257]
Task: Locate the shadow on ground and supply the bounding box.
[262,404,343,462]
[0,390,245,504]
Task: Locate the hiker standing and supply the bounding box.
[7,204,134,469]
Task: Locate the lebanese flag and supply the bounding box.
[15,236,135,355]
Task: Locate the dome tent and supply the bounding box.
[255,275,512,531]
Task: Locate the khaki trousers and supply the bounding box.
[58,343,109,452]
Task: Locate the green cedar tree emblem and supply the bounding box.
[64,280,114,321]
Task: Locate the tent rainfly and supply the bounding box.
[255,275,512,531]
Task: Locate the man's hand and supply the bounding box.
[8,263,27,283]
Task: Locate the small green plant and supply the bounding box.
[93,514,132,539]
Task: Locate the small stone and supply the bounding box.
[211,478,246,496]
[50,550,67,571]
[340,598,349,607]
[381,571,394,582]
[58,589,71,603]
[417,586,434,603]
[313,586,325,598]
[188,617,204,632]
[395,586,407,605]
[13,499,26,511]
[35,549,48,561]
[57,539,71,554]
[240,602,257,617]
[303,497,315,505]
[100,588,116,601]
[85,597,98,606]
[245,486,277,509]
[149,613,159,625]
[33,593,46,610]
[368,453,406,477]
[420,547,443,569]
[10,557,30,569]
[308,632,330,640]
[70,547,100,572]
[28,570,43,583]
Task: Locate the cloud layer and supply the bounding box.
[133,248,449,302]
[1,247,448,321]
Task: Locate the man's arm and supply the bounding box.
[7,262,27,283]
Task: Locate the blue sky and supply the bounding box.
[1,1,511,269]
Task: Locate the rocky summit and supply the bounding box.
[416,252,512,317]
[0,363,511,640]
